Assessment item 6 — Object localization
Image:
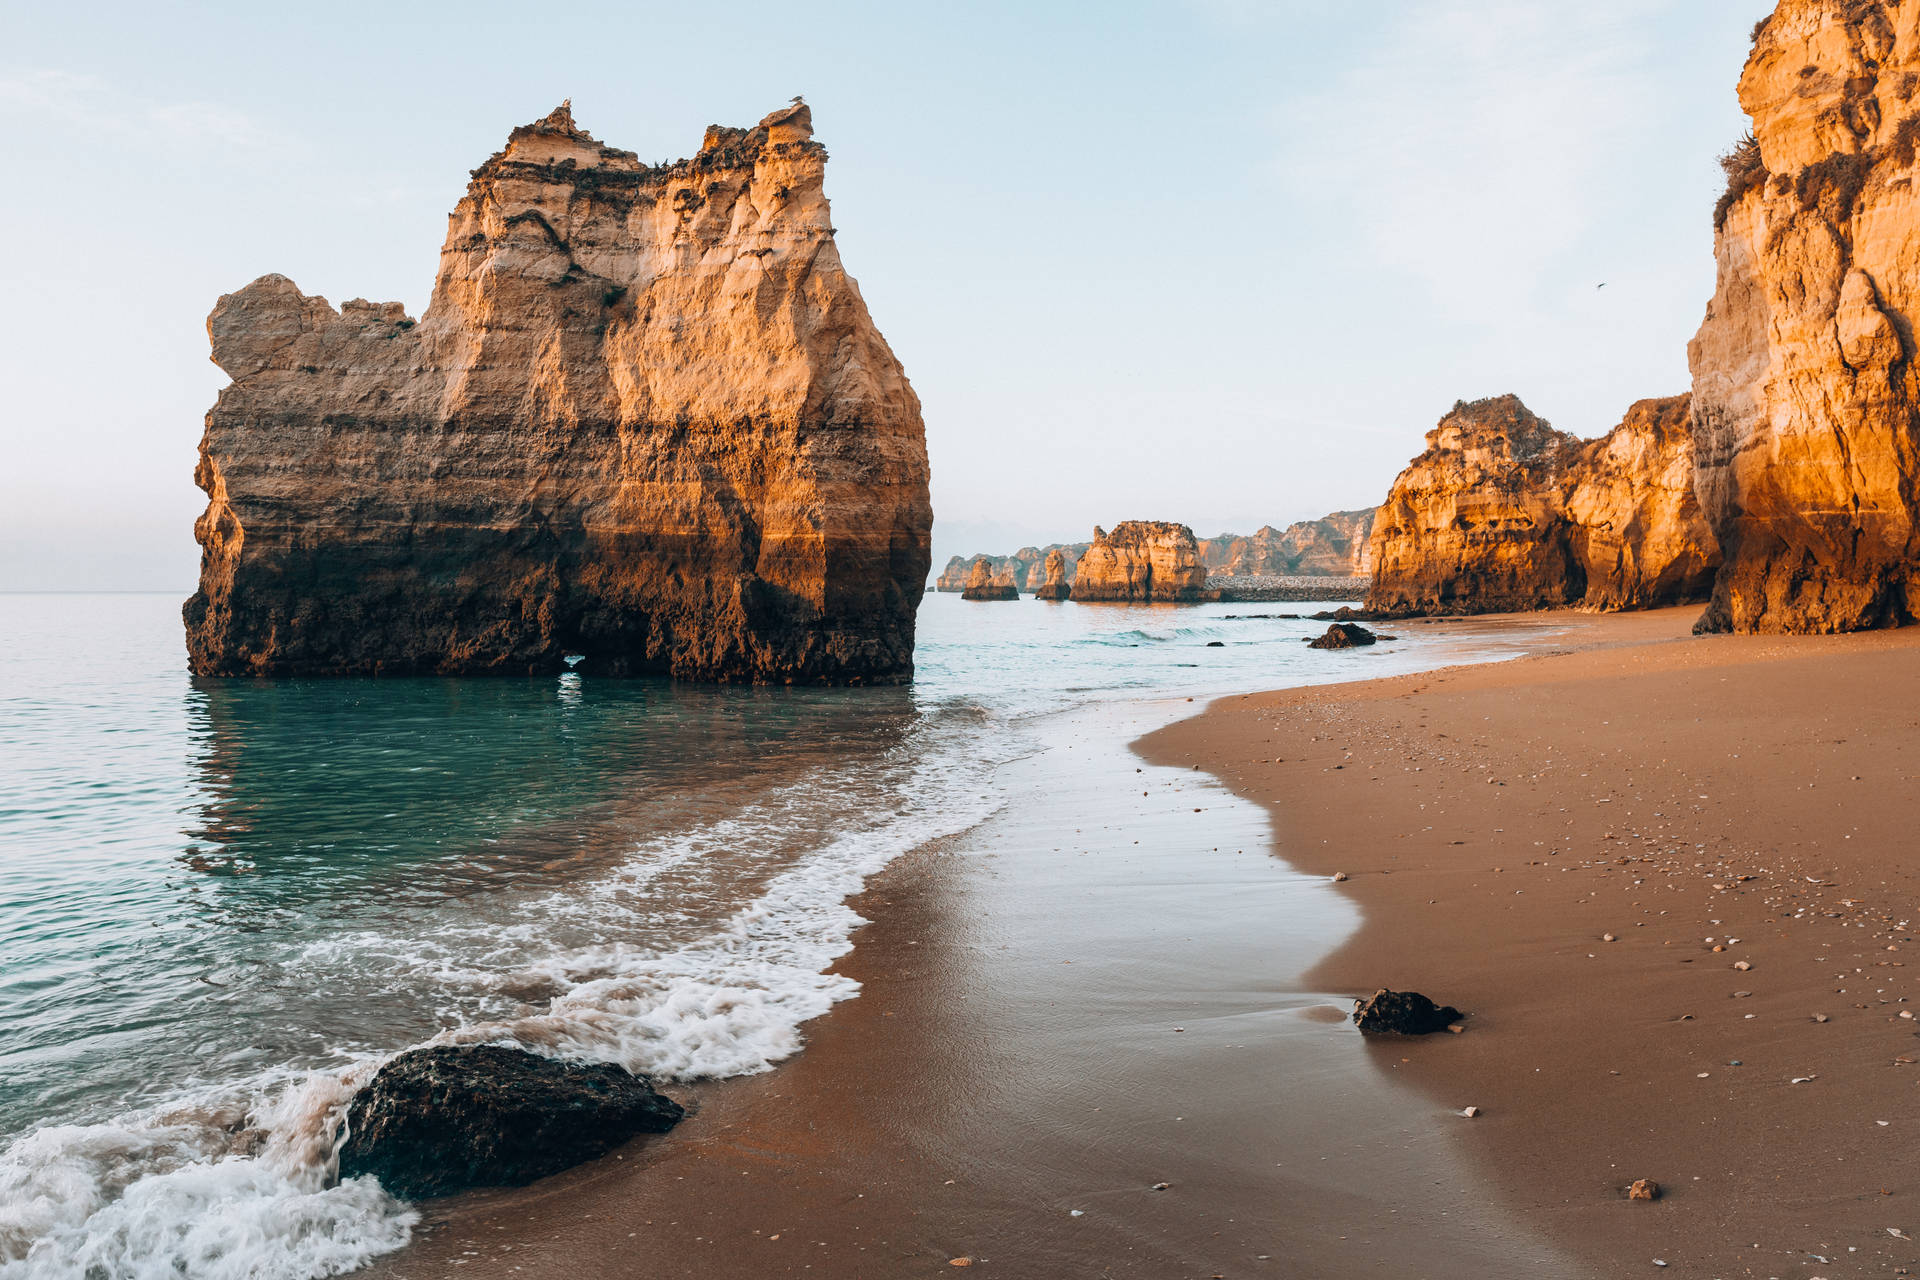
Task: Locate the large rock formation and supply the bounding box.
[935,557,973,592]
[1366,395,1718,616]
[1201,511,1377,578]
[185,102,932,682]
[1690,1,1920,632]
[1033,549,1071,600]
[1564,397,1722,611]
[960,557,1020,601]
[1069,522,1212,602]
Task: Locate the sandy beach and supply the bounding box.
[367,651,1577,1280]
[1147,607,1920,1277]
[365,607,1920,1279]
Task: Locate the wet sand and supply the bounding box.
[1144,606,1920,1278]
[368,681,1577,1279]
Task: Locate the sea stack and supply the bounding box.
[185,102,932,682]
[1033,549,1072,600]
[1069,522,1212,602]
[960,557,1021,601]
[1690,1,1920,632]
[1366,395,1717,616]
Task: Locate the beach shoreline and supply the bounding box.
[364,636,1578,1279]
[1144,606,1920,1277]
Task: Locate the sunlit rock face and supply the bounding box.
[1033,549,1072,600]
[1200,511,1376,577]
[1366,395,1717,616]
[1691,1,1920,632]
[186,102,931,682]
[1069,521,1211,602]
[960,557,1021,601]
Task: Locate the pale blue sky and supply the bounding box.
[0,0,1765,589]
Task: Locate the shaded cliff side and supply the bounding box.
[1069,522,1212,602]
[1691,1,1920,632]
[1366,395,1718,616]
[186,102,931,682]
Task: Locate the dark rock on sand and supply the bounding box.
[1308,623,1377,649]
[1351,988,1463,1035]
[338,1044,684,1199]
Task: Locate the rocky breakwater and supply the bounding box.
[1690,1,1920,631]
[1366,395,1718,616]
[960,557,1021,601]
[1033,549,1072,600]
[1069,522,1213,602]
[185,101,932,682]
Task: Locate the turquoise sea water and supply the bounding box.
[0,590,1513,1279]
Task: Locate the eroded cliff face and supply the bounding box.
[1565,396,1722,611]
[1691,1,1920,631]
[1202,511,1377,577]
[1366,395,1718,616]
[187,102,931,682]
[960,557,1020,601]
[1069,522,1211,602]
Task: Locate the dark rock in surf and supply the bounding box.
[1309,606,1376,622]
[1352,988,1463,1035]
[337,1044,684,1198]
[1308,622,1377,649]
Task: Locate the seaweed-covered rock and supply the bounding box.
[1351,988,1463,1035]
[1308,622,1377,649]
[338,1044,684,1199]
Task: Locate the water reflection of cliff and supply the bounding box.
[185,673,920,911]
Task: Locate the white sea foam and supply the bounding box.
[0,704,1012,1280]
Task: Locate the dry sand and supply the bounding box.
[366,607,1920,1279]
[1145,606,1920,1278]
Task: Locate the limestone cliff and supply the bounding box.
[1564,397,1721,611]
[1366,395,1718,616]
[186,102,932,682]
[1069,522,1212,603]
[937,543,1086,592]
[960,557,1020,601]
[1690,1,1920,631]
[1033,549,1071,600]
[935,557,973,592]
[1201,511,1377,578]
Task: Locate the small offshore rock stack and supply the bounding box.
[1033,549,1072,600]
[1366,395,1718,616]
[960,557,1021,601]
[1690,0,1920,632]
[186,102,932,683]
[1069,522,1212,603]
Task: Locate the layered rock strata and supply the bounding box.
[1690,1,1920,632]
[960,557,1021,601]
[186,102,932,682]
[1069,522,1212,602]
[1366,395,1718,616]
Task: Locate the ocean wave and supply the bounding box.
[0,705,1015,1279]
